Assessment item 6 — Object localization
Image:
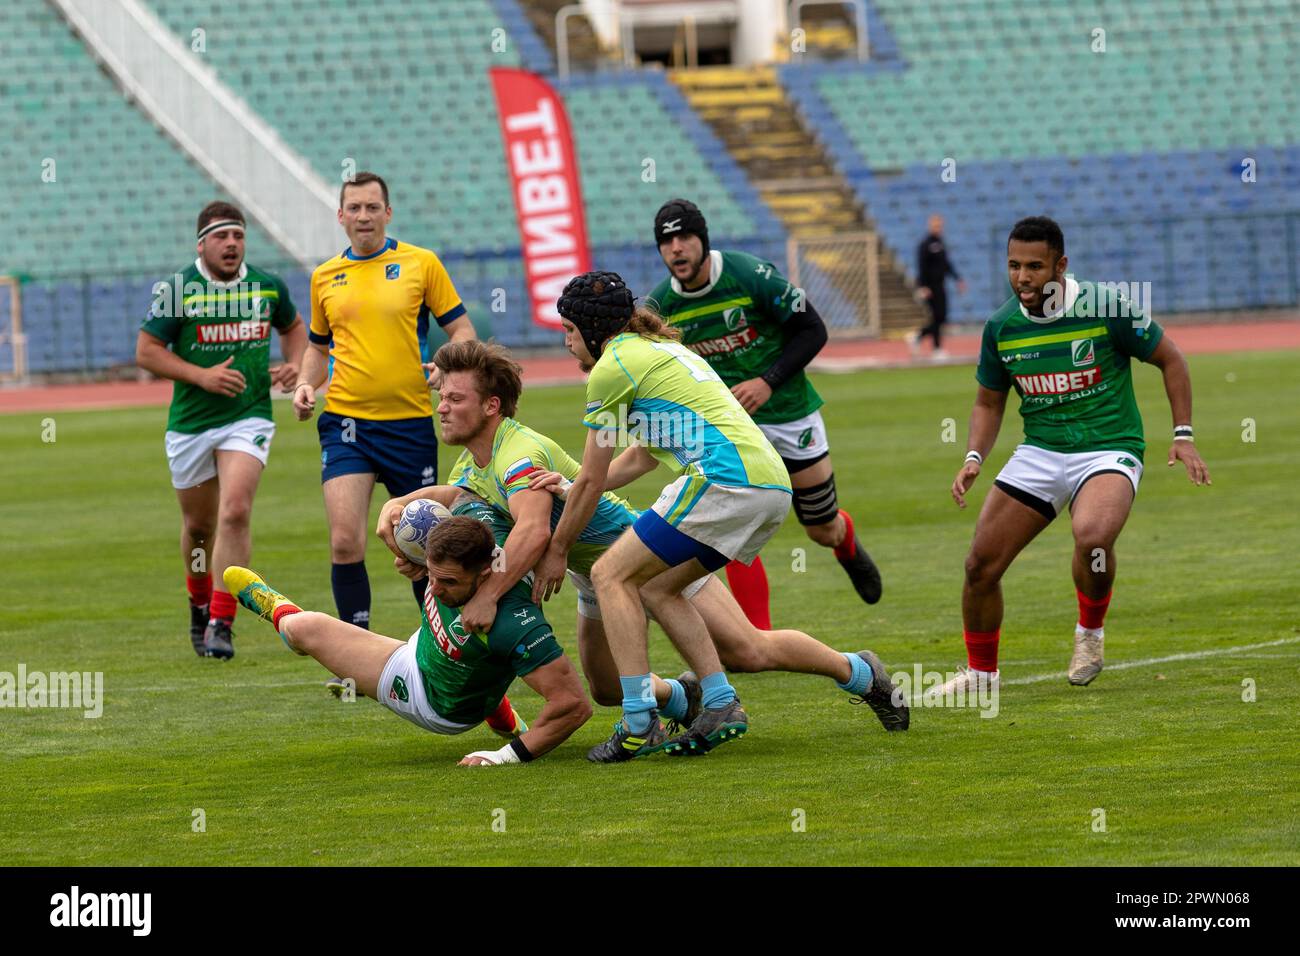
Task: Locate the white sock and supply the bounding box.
[1076,625,1104,639]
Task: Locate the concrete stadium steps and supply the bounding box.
[672,66,925,335]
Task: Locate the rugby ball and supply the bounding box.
[394,499,454,564]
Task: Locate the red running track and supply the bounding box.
[2,320,1297,415]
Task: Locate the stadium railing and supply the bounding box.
[982,212,1300,317]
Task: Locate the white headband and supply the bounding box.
[197,219,245,241]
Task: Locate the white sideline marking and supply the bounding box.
[110,637,1300,695]
[118,679,324,693]
[1002,635,1300,686]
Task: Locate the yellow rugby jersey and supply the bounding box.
[309,237,466,420]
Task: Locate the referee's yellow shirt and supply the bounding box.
[309,237,466,420]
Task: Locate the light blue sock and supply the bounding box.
[661,679,688,721]
[700,671,736,710]
[620,674,656,733]
[835,652,873,695]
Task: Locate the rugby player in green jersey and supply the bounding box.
[944,217,1210,696]
[537,272,907,762]
[137,201,307,660]
[372,341,907,753]
[646,199,883,631]
[223,492,590,767]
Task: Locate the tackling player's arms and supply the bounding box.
[605,444,659,490]
[523,443,657,497]
[531,426,616,603]
[459,654,591,766]
[457,487,553,633]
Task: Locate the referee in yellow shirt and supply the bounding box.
[293,172,475,630]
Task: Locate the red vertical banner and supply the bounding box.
[489,67,592,331]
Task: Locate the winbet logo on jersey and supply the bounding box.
[195,319,272,344]
[1015,366,1104,396]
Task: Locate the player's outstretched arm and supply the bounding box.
[136,330,246,396]
[532,430,616,603]
[459,656,591,766]
[1144,336,1211,485]
[459,490,554,633]
[952,385,1008,509]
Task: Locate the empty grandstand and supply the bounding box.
[2,0,1297,377]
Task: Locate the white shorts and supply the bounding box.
[164,416,274,489]
[638,476,791,570]
[758,409,829,466]
[994,444,1143,519]
[567,568,711,620]
[376,632,479,736]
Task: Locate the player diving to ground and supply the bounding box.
[223,497,591,766]
[528,272,907,762]
[943,216,1210,696]
[646,199,883,630]
[372,340,908,755]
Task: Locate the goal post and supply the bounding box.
[785,231,881,336]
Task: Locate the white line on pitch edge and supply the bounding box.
[1002,635,1300,686]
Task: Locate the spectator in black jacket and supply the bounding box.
[910,215,966,358]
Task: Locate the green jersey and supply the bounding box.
[413,498,563,725]
[584,332,791,506]
[645,249,823,425]
[976,277,1164,459]
[448,417,638,576]
[141,259,298,434]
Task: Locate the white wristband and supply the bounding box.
[493,744,521,764]
[964,450,983,465]
[463,745,521,766]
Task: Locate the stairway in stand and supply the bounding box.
[669,65,925,336]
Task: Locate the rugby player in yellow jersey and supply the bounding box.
[373,339,909,750]
[538,273,907,762]
[292,172,475,644]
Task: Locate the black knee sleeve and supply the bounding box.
[792,474,840,526]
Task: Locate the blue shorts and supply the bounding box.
[318,411,439,497]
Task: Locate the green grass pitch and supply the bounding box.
[1,350,1296,865]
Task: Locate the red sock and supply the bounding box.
[485,695,519,735]
[186,573,212,608]
[964,628,1000,671]
[1077,589,1112,630]
[271,602,302,632]
[833,509,857,561]
[724,556,770,630]
[209,589,238,623]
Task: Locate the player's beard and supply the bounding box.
[678,250,708,289]
[205,251,242,283]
